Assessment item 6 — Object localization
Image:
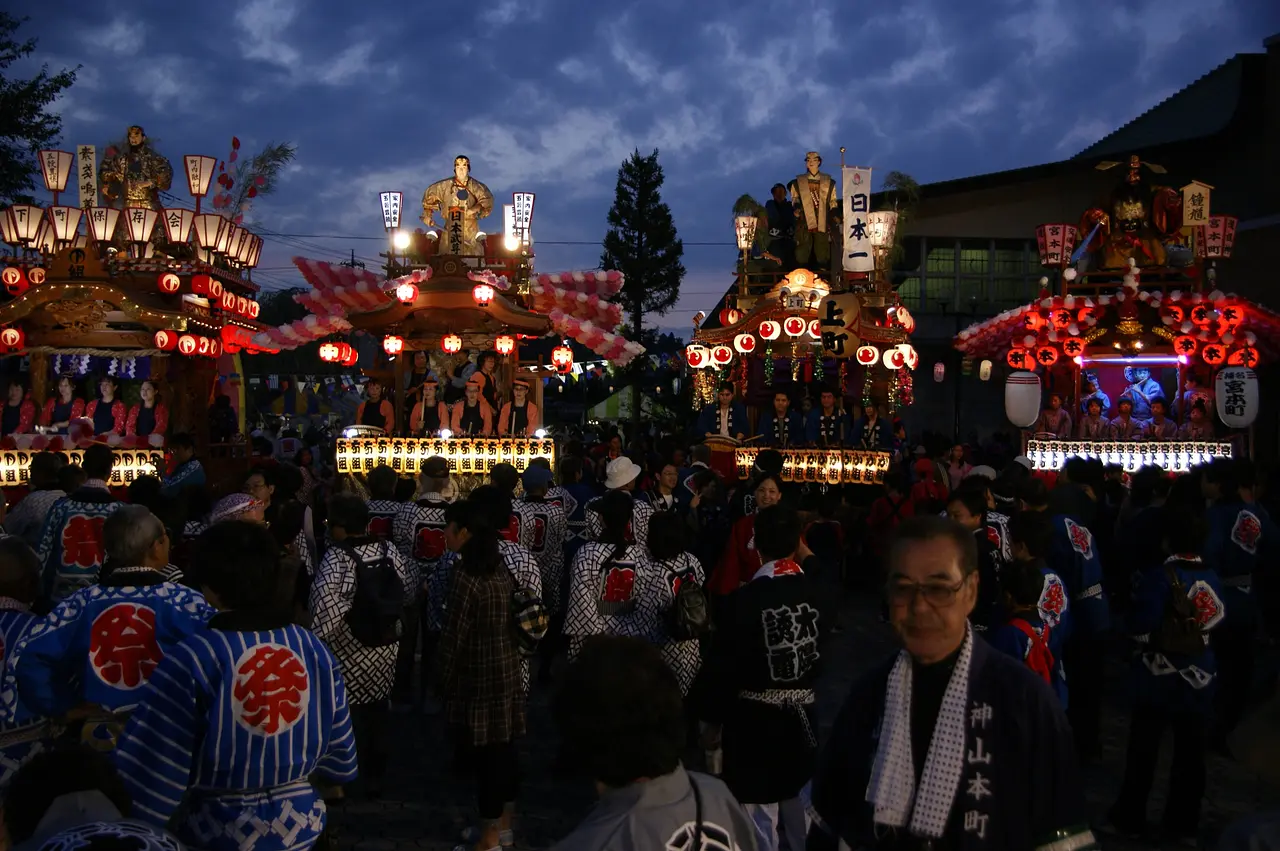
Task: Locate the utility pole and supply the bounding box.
[339,249,365,270]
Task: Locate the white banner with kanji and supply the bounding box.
[842,167,874,273]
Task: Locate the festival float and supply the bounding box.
[0,128,274,487]
[953,155,1269,474]
[688,154,912,485]
[250,155,645,481]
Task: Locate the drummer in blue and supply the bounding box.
[756,389,804,448]
[697,382,747,441]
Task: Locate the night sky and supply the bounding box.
[10,0,1279,333]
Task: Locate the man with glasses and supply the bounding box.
[807,515,1096,851]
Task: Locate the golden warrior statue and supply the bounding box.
[421,155,495,255]
[789,151,840,269]
[99,125,173,211]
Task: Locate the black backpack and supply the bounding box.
[339,540,405,647]
[1152,563,1205,657]
[664,563,712,641]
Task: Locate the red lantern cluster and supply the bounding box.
[191,274,225,300]
[217,289,260,319]
[156,272,180,294]
[165,333,222,358]
[551,344,574,374]
[318,340,357,365]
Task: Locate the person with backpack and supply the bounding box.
[1107,507,1225,846]
[987,544,1067,707]
[644,511,708,696]
[436,499,526,851]
[309,493,410,798]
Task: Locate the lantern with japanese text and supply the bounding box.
[1196,215,1238,260]
[177,335,197,356]
[685,344,709,369]
[551,344,574,375]
[2,267,26,296]
[494,335,515,356]
[783,316,806,338]
[1005,370,1042,428]
[1024,311,1045,332]
[319,342,341,363]
[1061,337,1086,358]
[1050,307,1073,331]
[1034,223,1078,267]
[1228,346,1259,368]
[979,360,993,381]
[1007,347,1031,370]
[1034,345,1059,367]
[472,283,494,307]
[1219,302,1244,333]
[383,335,404,356]
[153,330,179,351]
[157,272,180,295]
[441,334,462,354]
[220,290,236,313]
[396,282,418,304]
[733,333,756,355]
[1190,303,1215,327]
[711,345,733,366]
[1173,336,1199,357]
[0,327,24,354]
[1201,343,1226,366]
[758,320,781,341]
[719,307,742,327]
[1215,366,1258,429]
[855,345,878,366]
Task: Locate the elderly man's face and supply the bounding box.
[887,536,977,664]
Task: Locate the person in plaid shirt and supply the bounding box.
[437,499,526,851]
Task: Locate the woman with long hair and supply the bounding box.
[437,499,525,851]
[709,473,784,595]
[126,379,169,439]
[564,489,659,661]
[40,374,84,433]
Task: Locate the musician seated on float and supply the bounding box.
[410,377,449,437]
[806,388,850,447]
[1177,398,1216,440]
[1143,397,1177,440]
[451,375,495,437]
[1108,397,1142,441]
[498,377,541,437]
[355,378,395,435]
[757,389,804,448]
[1077,397,1106,440]
[697,382,747,442]
[1033,392,1072,439]
[852,402,891,450]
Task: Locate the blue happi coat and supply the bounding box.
[757,410,805,448]
[35,484,122,601]
[696,402,747,439]
[114,613,358,851]
[987,608,1069,709]
[1048,514,1110,635]
[2,571,213,720]
[1204,500,1273,626]
[160,459,206,498]
[1126,555,1225,714]
[0,601,49,786]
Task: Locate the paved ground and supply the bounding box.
[334,596,1274,850]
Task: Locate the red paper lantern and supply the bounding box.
[209,338,222,358]
[1034,223,1078,267]
[494,335,515,356]
[247,300,260,319]
[383,335,404,356]
[1190,303,1215,326]
[472,283,494,307]
[1034,345,1059,367]
[1172,335,1199,357]
[1050,308,1073,331]
[2,267,27,296]
[441,333,462,354]
[236,296,250,316]
[1061,337,1086,357]
[154,330,179,351]
[1160,304,1185,324]
[191,274,213,296]
[340,343,358,367]
[396,282,419,304]
[1219,303,1244,332]
[1007,347,1031,369]
[1228,346,1259,368]
[719,307,742,326]
[0,327,24,353]
[685,344,707,369]
[220,290,236,312]
[196,336,212,357]
[177,334,197,356]
[26,268,45,286]
[855,345,878,366]
[1201,343,1226,366]
[551,344,574,374]
[319,342,341,363]
[157,272,180,294]
[1023,311,1045,332]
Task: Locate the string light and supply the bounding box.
[764,344,774,384]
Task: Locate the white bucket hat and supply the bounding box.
[605,456,642,490]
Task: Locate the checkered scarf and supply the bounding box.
[866,626,974,838]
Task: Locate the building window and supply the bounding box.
[895,275,921,308]
[925,244,955,275]
[991,277,1028,306]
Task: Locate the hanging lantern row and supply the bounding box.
[0,326,25,354]
[154,330,222,358]
[318,341,359,367]
[1,266,48,296]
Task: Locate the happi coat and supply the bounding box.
[808,634,1096,851]
[808,409,851,447]
[546,484,591,569]
[1048,513,1109,637]
[758,409,805,448]
[2,569,213,720]
[519,496,568,614]
[309,538,410,705]
[391,492,451,612]
[646,551,704,695]
[565,542,661,660]
[710,514,760,596]
[35,481,122,601]
[113,611,358,851]
[696,402,748,439]
[0,599,49,787]
[1205,499,1274,627]
[364,499,402,543]
[585,492,654,549]
[695,558,822,805]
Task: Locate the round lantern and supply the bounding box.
[1,267,27,296]
[319,342,341,363]
[396,282,419,304]
[1215,366,1259,428]
[1007,347,1031,370]
[220,290,236,312]
[26,268,45,286]
[891,306,915,333]
[1201,343,1226,366]
[979,359,993,381]
[551,343,574,374]
[472,283,494,307]
[196,336,212,357]
[341,344,359,367]
[685,344,709,369]
[1172,335,1199,357]
[933,362,945,382]
[235,296,249,316]
[1034,345,1059,367]
[719,307,742,326]
[758,320,781,341]
[855,345,878,366]
[209,339,223,358]
[733,333,757,355]
[1050,308,1073,331]
[1024,311,1045,332]
[807,319,822,340]
[153,330,179,351]
[383,335,404,356]
[0,326,24,353]
[1061,337,1086,358]
[1219,303,1244,332]
[1228,346,1259,368]
[177,334,198,356]
[156,272,180,294]
[441,334,463,354]
[711,345,733,366]
[1005,370,1042,428]
[882,347,905,370]
[783,316,806,338]
[1190,303,1215,326]
[247,300,260,319]
[494,335,515,356]
[896,343,919,370]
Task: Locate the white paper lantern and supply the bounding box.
[897,343,919,370]
[685,344,710,369]
[979,359,993,381]
[882,347,905,370]
[733,333,757,355]
[1215,366,1258,429]
[1005,370,1042,428]
[933,362,945,382]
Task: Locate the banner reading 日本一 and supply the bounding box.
[842,167,874,274]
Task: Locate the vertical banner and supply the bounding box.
[77,145,97,208]
[842,167,874,273]
[513,191,535,244]
[379,191,403,230]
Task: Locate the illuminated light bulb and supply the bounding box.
[440,429,453,439]
[392,230,411,250]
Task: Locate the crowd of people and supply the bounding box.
[0,422,1273,851]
